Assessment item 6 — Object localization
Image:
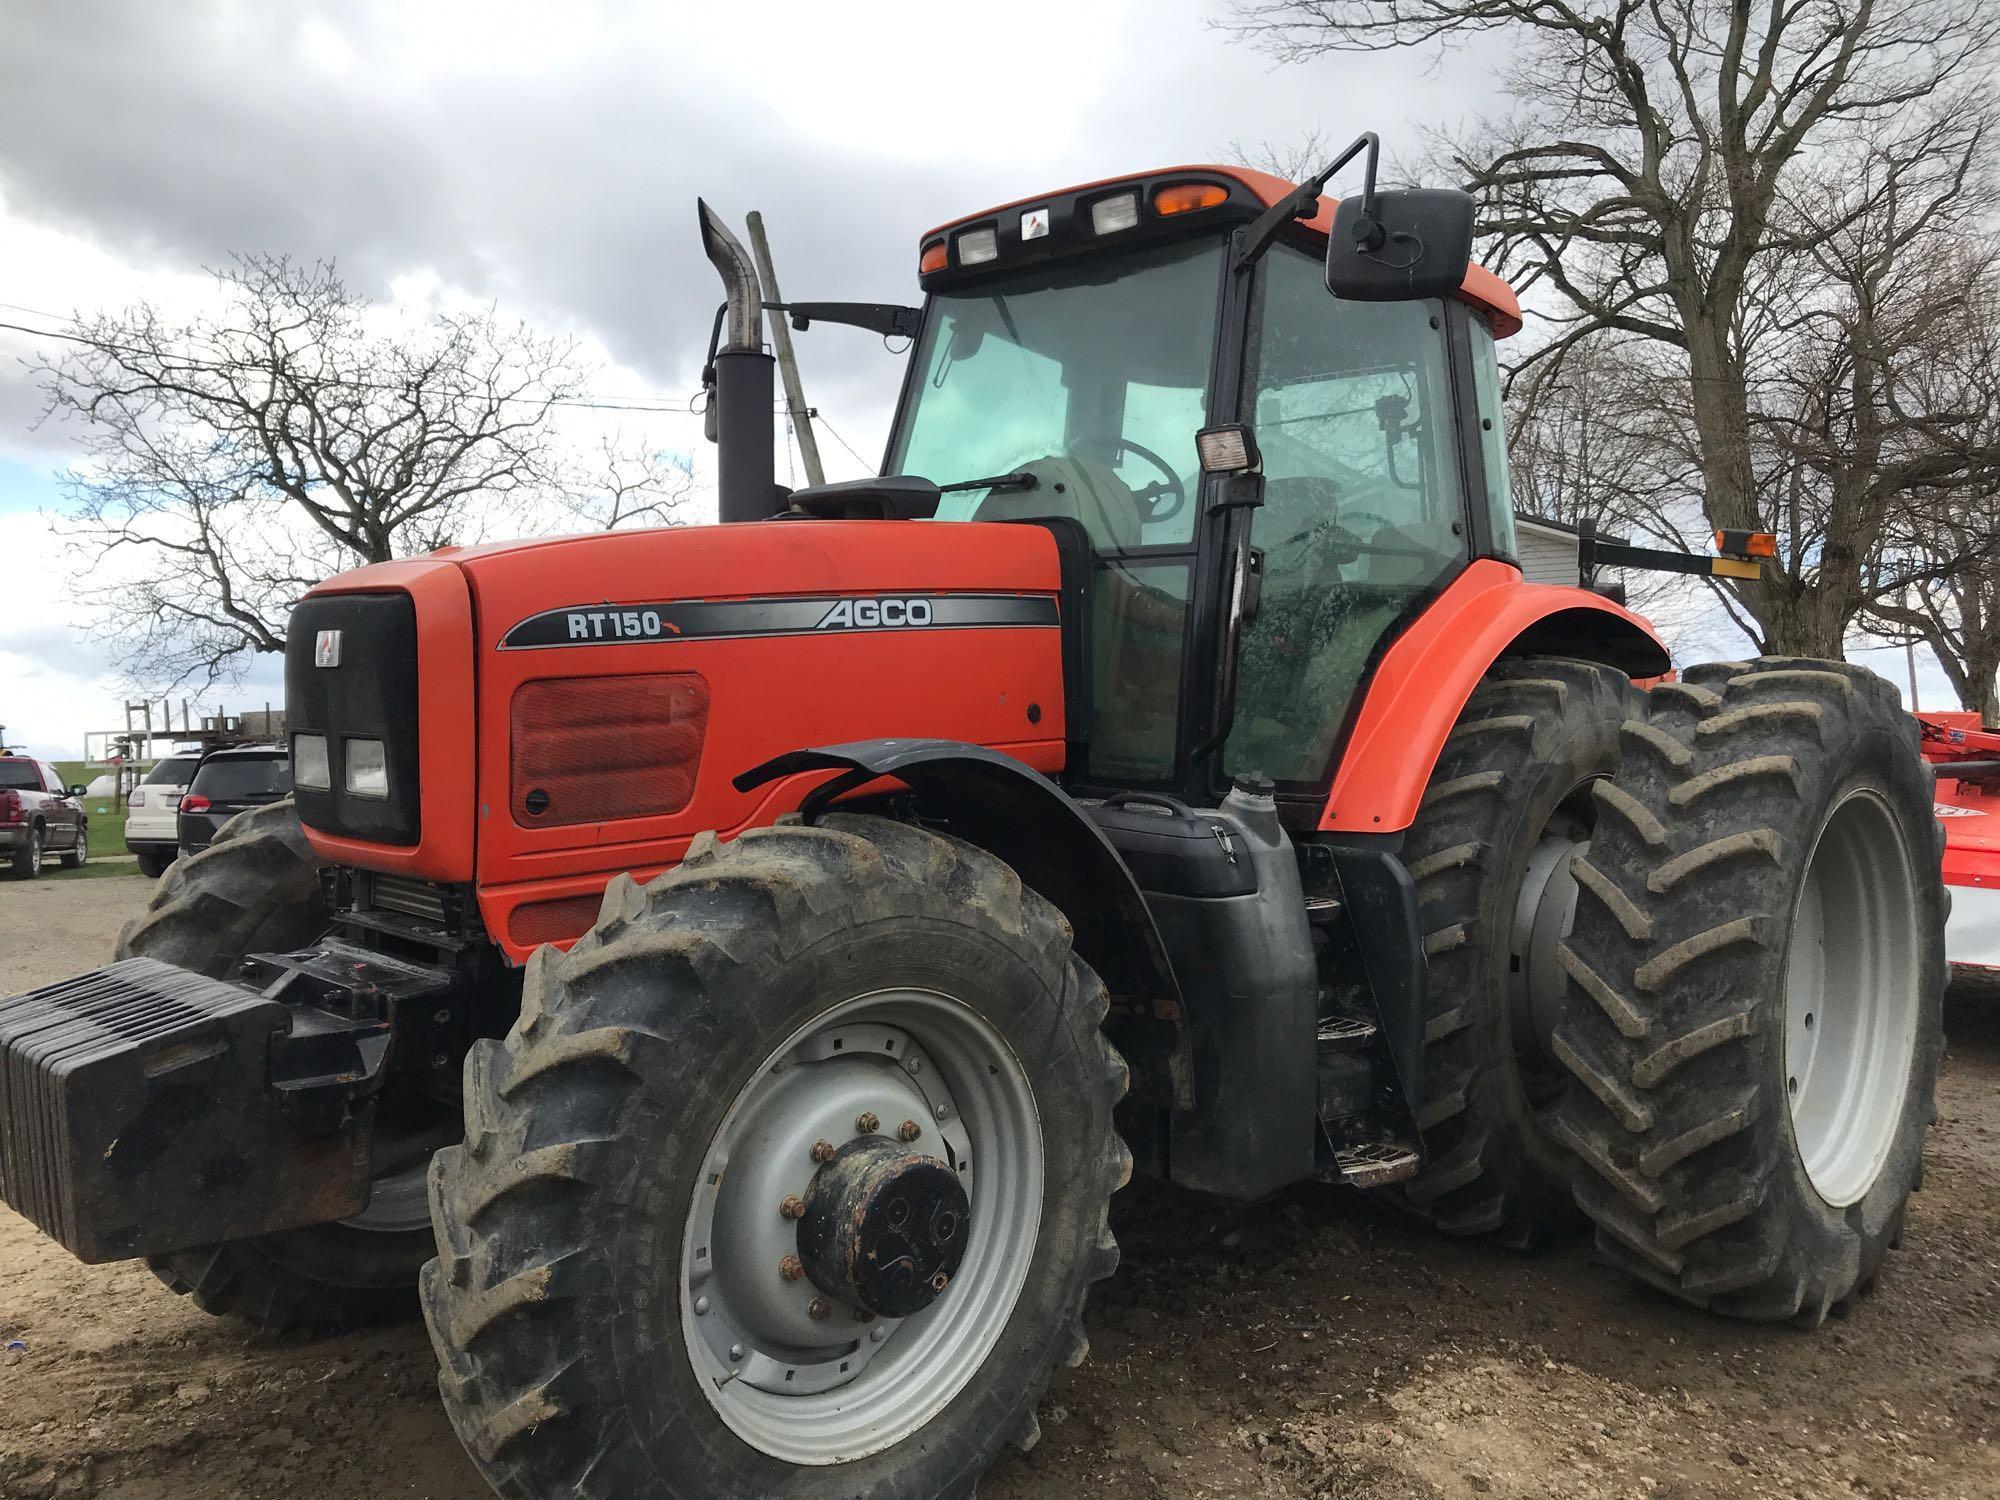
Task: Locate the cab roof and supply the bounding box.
[920,163,1521,339]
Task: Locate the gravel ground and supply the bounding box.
[0,869,1994,1499]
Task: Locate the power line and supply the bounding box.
[0,315,716,418]
[0,307,889,454]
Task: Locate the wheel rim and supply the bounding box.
[681,988,1043,1465]
[1784,786,1921,1207]
[1508,782,1597,1092]
[74,828,86,865]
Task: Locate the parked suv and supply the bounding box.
[177,745,292,856]
[0,751,88,878]
[125,752,202,878]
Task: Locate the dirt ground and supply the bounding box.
[0,871,1995,1499]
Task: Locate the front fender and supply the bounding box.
[737,739,1193,1108]
[1321,559,1669,834]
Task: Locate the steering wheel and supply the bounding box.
[1108,436,1188,526]
[1263,476,1437,578]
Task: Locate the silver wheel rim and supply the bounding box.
[341,1160,431,1232]
[1508,780,1598,1078]
[74,828,86,865]
[681,988,1043,1465]
[1784,786,1920,1207]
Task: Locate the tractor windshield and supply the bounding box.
[886,236,1226,553]
[886,236,1229,783]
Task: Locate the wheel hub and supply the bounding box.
[798,1138,970,1317]
[681,990,1044,1465]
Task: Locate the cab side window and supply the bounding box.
[1468,316,1519,561]
[1227,247,1468,785]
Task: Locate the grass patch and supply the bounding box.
[84,808,129,858]
[37,859,144,882]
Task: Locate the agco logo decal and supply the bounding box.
[498,593,1031,650]
[816,597,933,629]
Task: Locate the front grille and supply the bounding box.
[509,672,708,827]
[288,590,422,845]
[367,873,448,925]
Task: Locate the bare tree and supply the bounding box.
[1226,125,1338,184]
[35,255,648,686]
[1859,248,2000,717]
[1230,0,1997,656]
[565,433,695,531]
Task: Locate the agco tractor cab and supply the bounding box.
[0,135,1944,1500]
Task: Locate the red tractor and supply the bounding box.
[0,137,1944,1499]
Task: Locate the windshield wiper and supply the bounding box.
[939,471,1038,494]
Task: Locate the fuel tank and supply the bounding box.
[291,520,1070,959]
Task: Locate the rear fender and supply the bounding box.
[736,739,1193,1109]
[1321,560,1668,834]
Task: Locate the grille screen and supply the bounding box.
[508,893,603,947]
[510,673,708,827]
[368,874,448,925]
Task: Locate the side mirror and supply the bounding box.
[68,784,86,797]
[1325,188,1477,303]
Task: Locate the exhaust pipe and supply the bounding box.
[698,199,778,523]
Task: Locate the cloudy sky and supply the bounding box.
[0,1,1947,759]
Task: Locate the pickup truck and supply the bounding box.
[0,752,88,878]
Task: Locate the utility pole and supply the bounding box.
[745,210,825,488]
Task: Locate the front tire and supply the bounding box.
[1551,660,1945,1322]
[119,798,440,1332]
[59,821,87,868]
[423,815,1129,1500]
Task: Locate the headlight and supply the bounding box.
[294,734,330,789]
[956,226,998,266]
[345,737,389,798]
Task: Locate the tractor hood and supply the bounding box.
[293,520,1070,951]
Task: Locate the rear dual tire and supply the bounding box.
[423,815,1129,1500]
[1393,656,1635,1246]
[1552,660,1944,1321]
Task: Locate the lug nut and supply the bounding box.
[779,1194,806,1220]
[807,1297,832,1320]
[855,1111,880,1134]
[931,1271,950,1294]
[898,1119,922,1142]
[779,1255,805,1282]
[810,1138,837,1164]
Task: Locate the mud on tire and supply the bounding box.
[1551,659,1945,1322]
[119,799,439,1333]
[1390,656,1635,1247]
[421,814,1130,1500]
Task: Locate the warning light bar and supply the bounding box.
[1577,522,1767,585]
[1715,530,1778,559]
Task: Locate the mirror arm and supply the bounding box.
[763,301,922,340]
[1234,130,1380,272]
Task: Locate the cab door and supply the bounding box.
[1224,245,1494,791]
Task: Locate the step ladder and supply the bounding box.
[1331,1140,1421,1187]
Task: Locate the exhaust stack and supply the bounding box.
[698,199,778,523]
